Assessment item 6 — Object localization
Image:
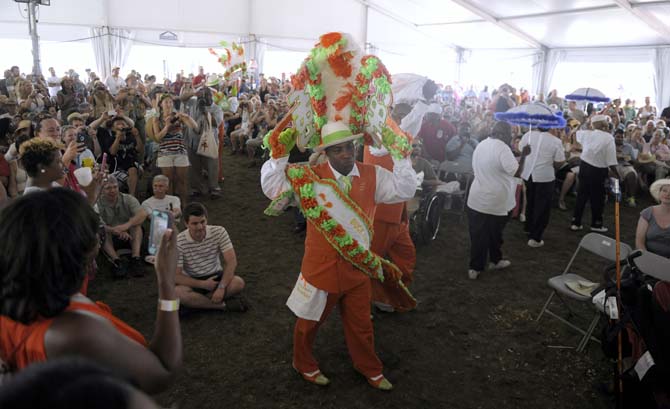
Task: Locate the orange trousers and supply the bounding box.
[370,220,416,306]
[293,279,382,378]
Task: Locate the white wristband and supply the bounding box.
[159,299,180,312]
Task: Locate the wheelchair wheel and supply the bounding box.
[421,193,443,243]
[411,192,443,245]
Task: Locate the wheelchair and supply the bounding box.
[408,186,447,245]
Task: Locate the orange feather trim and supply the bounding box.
[332,83,354,111]
[320,32,342,48]
[327,51,353,78]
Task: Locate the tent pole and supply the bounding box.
[27,0,42,77]
[362,4,369,53]
[456,49,464,84]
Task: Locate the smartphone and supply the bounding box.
[101,152,107,171]
[77,131,87,144]
[107,110,117,117]
[148,210,170,255]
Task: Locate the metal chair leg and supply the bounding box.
[536,292,555,322]
[576,311,600,352]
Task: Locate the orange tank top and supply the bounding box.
[0,301,147,370]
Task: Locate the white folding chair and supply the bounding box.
[536,233,633,352]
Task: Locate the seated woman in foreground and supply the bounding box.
[0,188,182,393]
[635,178,670,258]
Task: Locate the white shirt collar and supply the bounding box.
[185,226,208,243]
[327,161,360,179]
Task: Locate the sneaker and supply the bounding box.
[570,224,583,231]
[293,366,330,386]
[111,259,128,279]
[365,374,393,391]
[528,239,545,248]
[209,189,223,200]
[373,302,395,313]
[590,226,608,233]
[129,256,145,277]
[625,197,636,208]
[353,366,393,391]
[519,214,526,222]
[468,269,481,280]
[488,259,511,270]
[558,200,567,211]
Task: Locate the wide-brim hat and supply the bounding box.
[206,75,220,87]
[314,121,362,152]
[66,112,84,123]
[15,119,32,132]
[637,153,656,164]
[650,178,670,201]
[590,114,609,123]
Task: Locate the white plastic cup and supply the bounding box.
[73,167,93,187]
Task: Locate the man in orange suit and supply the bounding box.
[261,121,416,390]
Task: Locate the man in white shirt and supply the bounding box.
[466,122,530,280]
[571,115,619,232]
[105,67,125,96]
[141,175,182,221]
[46,67,61,98]
[519,128,565,247]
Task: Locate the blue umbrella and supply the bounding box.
[565,87,610,103]
[494,102,566,128]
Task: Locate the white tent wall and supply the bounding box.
[459,49,537,93]
[654,48,670,111]
[548,47,657,107]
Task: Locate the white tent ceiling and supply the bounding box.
[2,0,670,51]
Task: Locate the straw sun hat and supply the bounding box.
[650,178,670,202]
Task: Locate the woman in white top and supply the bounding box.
[466,122,530,280]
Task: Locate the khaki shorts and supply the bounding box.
[157,154,190,168]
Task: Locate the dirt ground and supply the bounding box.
[89,152,646,409]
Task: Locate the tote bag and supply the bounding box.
[197,113,219,159]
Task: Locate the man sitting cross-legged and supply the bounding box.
[98,175,147,279]
[175,202,246,312]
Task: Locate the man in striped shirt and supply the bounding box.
[175,202,246,311]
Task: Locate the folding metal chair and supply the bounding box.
[536,233,632,352]
[634,250,670,282]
